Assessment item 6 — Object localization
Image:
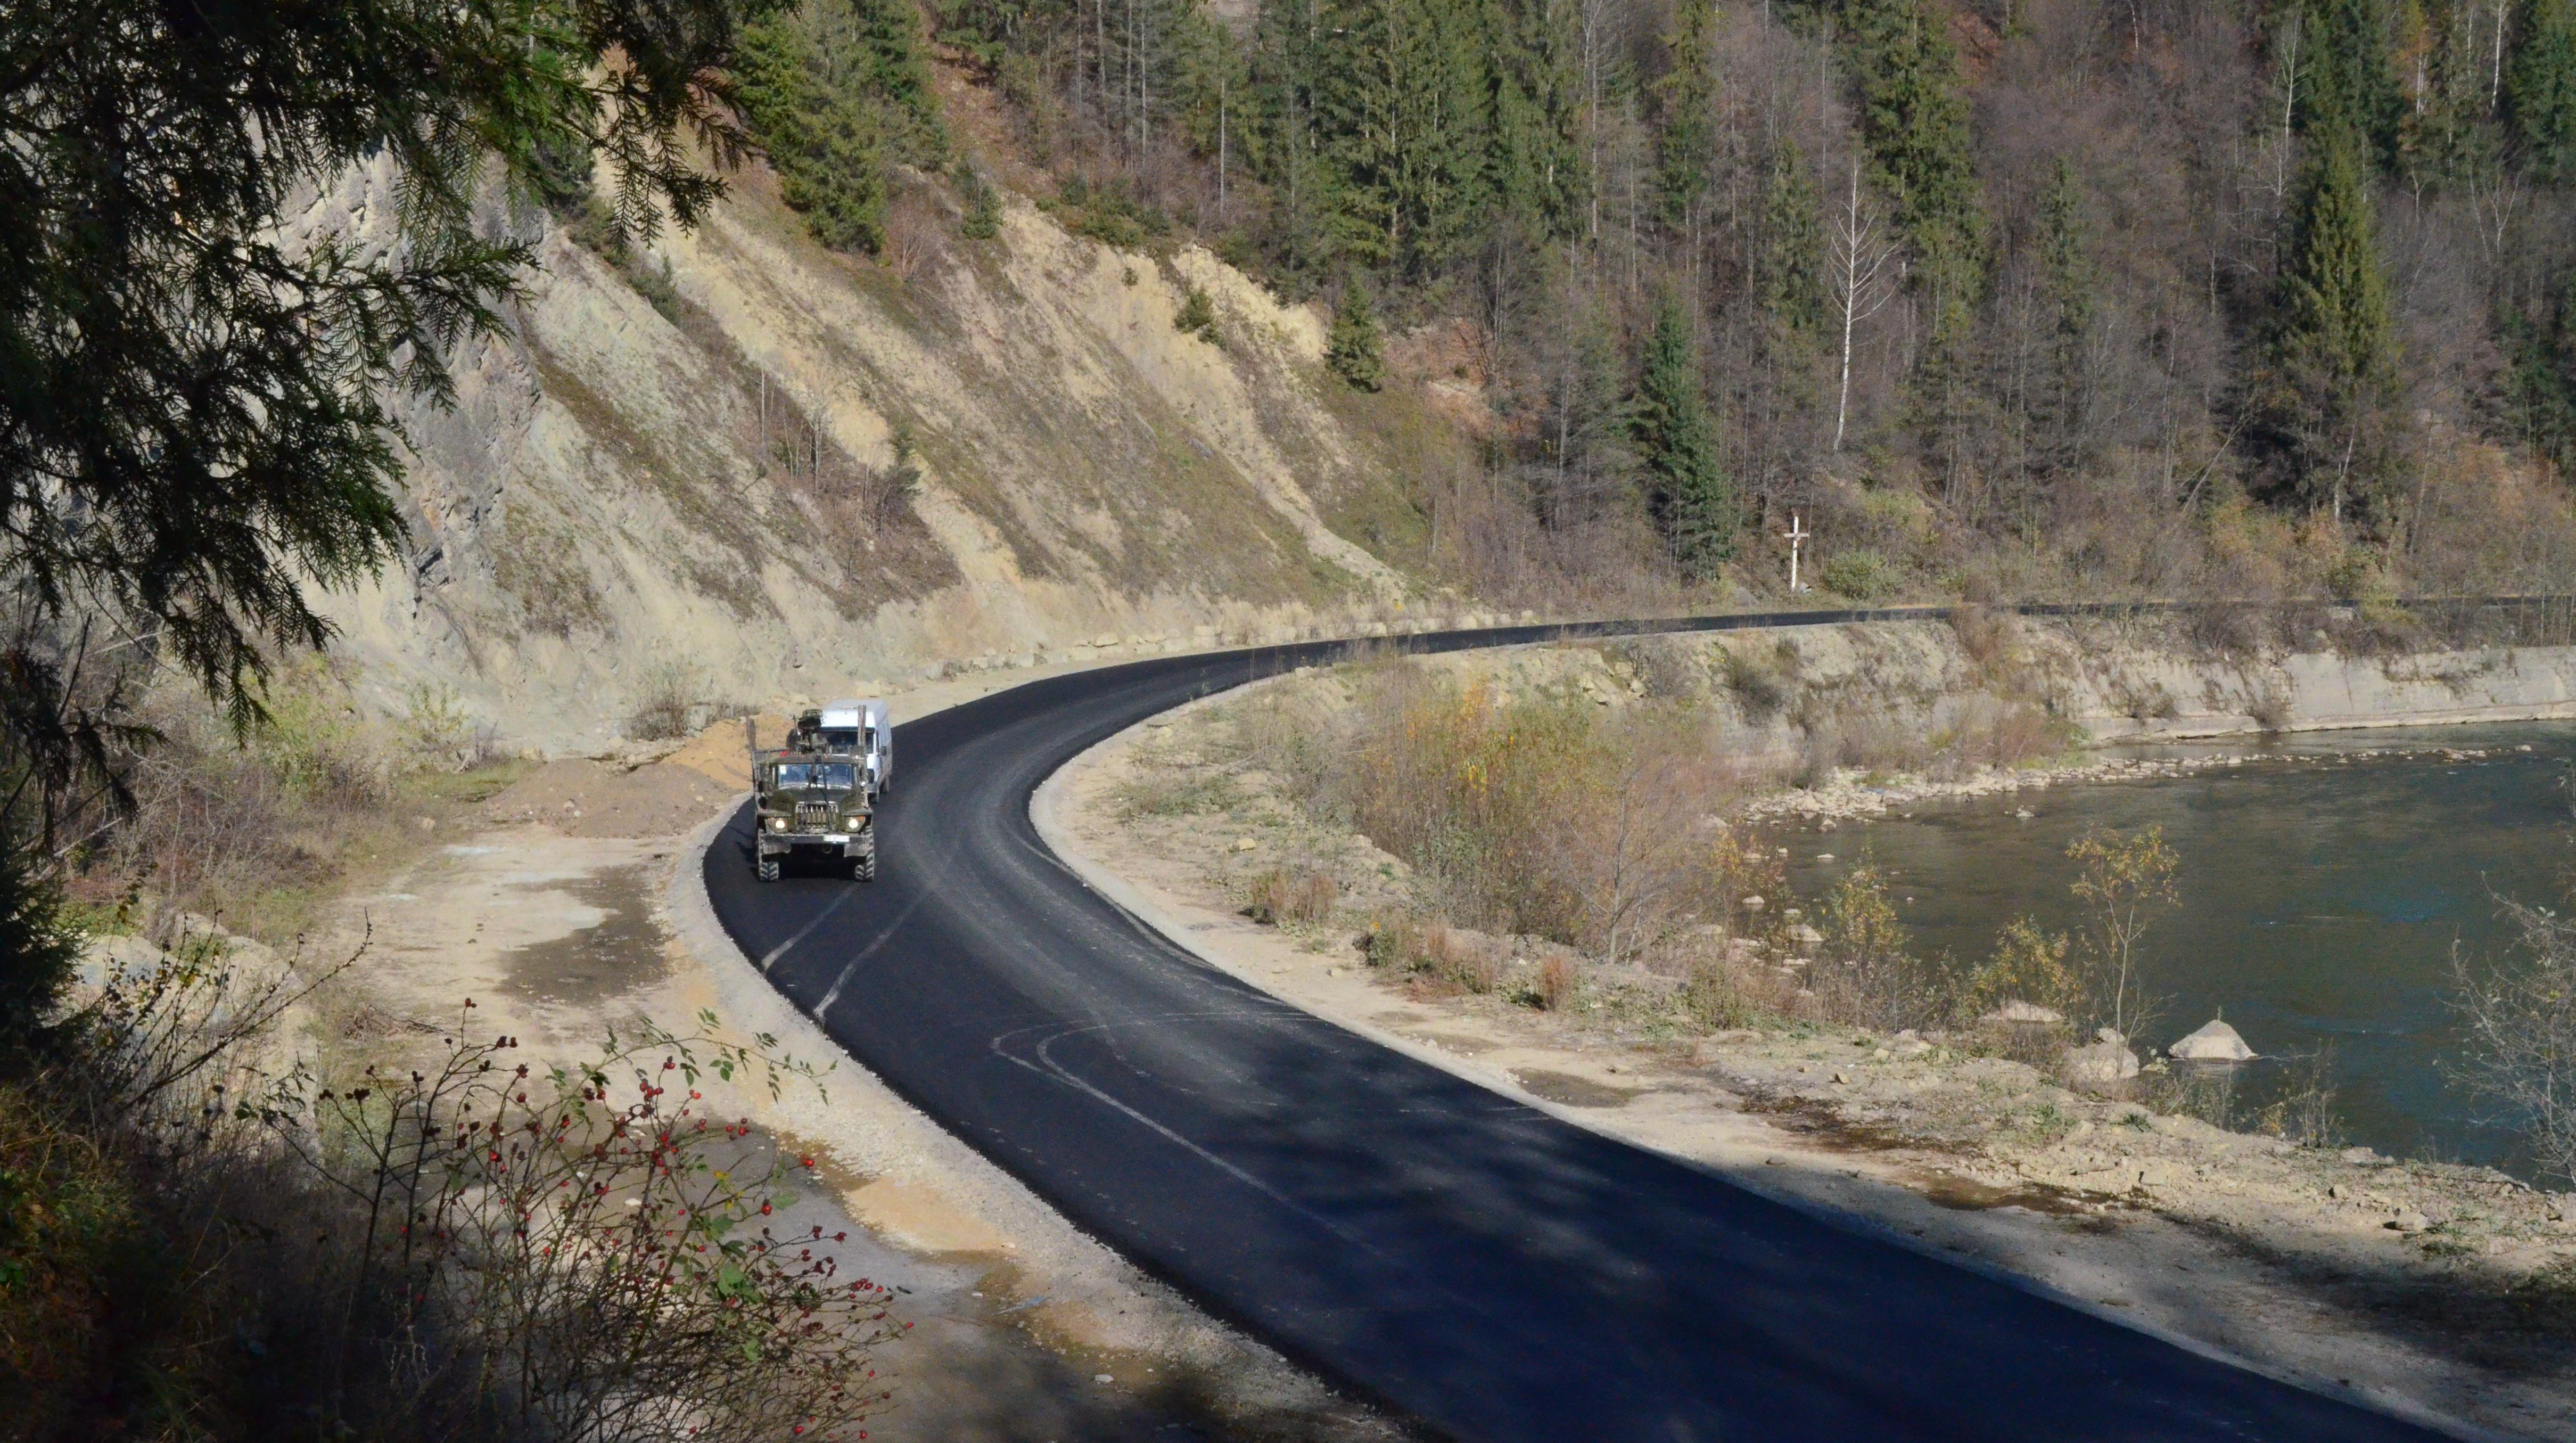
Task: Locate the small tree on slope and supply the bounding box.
[1329,280,1387,391]
[1632,296,1735,579]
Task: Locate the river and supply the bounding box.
[1779,721,2576,1176]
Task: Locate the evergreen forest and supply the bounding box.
[771,0,2576,602]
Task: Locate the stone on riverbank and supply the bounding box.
[2066,1028,2142,1087]
[2169,1018,2256,1062]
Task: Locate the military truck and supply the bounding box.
[748,706,884,883]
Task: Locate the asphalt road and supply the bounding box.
[705,612,2460,1442]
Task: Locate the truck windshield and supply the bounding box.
[819,729,860,753]
[774,763,858,790]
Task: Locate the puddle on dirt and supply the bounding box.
[1747,1092,2116,1217]
[1513,1069,1641,1109]
[496,866,666,1007]
[1915,1171,2101,1217]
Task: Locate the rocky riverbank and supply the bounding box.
[1744,740,2535,824]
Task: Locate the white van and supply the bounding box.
[802,699,893,796]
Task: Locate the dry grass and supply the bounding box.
[1364,914,1505,994]
[1114,767,1243,820]
[626,658,705,741]
[1936,696,2072,770]
[1947,603,2014,680]
[74,660,532,946]
[2248,683,2296,733]
[1799,861,1960,1032]
[1534,953,1581,1012]
[1718,640,1799,720]
[1795,710,1936,785]
[1245,866,1337,926]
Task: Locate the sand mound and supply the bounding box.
[660,714,791,790]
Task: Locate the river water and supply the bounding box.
[1778,721,2576,1175]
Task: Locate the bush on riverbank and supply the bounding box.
[1257,667,1763,960]
[2456,900,2576,1184]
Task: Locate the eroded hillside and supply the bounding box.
[300,157,1453,748]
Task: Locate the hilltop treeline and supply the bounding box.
[730,0,2576,600]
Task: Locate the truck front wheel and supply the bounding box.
[757,855,781,883]
[854,850,876,882]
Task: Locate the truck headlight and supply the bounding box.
[766,816,787,832]
[843,814,867,830]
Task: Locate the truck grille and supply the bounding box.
[795,801,835,831]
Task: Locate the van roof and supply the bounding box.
[815,698,885,729]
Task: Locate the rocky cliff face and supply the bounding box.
[298,161,1442,749]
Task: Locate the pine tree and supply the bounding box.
[736,0,954,254]
[1757,138,1829,342]
[849,0,948,164]
[736,13,893,252]
[1747,141,1829,501]
[2300,0,2404,163]
[1536,294,1638,529]
[2036,157,2095,463]
[2510,0,2576,180]
[1845,0,1986,263]
[1,0,751,768]
[1485,0,1590,241]
[1328,280,1387,390]
[1632,296,1735,576]
[1842,0,1989,462]
[1170,9,1254,194]
[1317,0,1493,272]
[2270,132,2404,521]
[1652,0,1718,225]
[2508,267,2576,477]
[2398,0,2504,188]
[1249,0,1337,284]
[957,162,1002,240]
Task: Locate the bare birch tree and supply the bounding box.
[1829,154,1898,453]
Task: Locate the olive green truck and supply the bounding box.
[748,699,891,883]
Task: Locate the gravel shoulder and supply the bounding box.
[1039,671,2576,1443]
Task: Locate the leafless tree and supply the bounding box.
[1829,155,1899,454]
[2453,899,2576,1183]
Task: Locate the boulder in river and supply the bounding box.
[2169,1018,2256,1062]
[1982,1000,2065,1025]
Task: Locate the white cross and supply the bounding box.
[1781,511,1810,593]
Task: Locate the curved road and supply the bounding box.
[706,611,2459,1442]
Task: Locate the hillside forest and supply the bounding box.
[716,0,2576,606]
